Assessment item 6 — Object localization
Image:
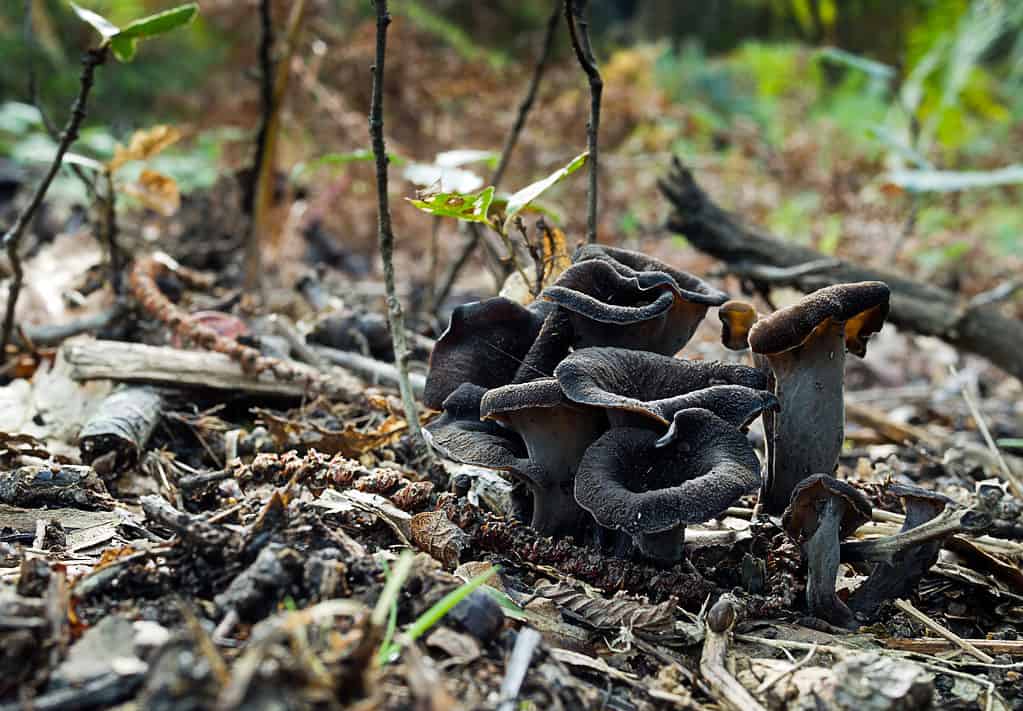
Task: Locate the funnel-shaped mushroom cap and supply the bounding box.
[848,482,953,619]
[574,408,761,563]
[423,383,527,470]
[543,252,727,355]
[782,475,872,542]
[573,244,729,304]
[656,387,779,445]
[555,347,768,427]
[749,282,890,358]
[718,300,758,351]
[424,297,544,410]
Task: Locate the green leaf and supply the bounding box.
[104,3,199,62]
[69,2,120,40]
[503,151,587,233]
[291,150,404,180]
[407,186,495,225]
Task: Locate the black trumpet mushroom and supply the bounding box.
[480,378,606,536]
[847,483,952,619]
[423,297,546,410]
[543,245,728,355]
[782,474,872,628]
[555,347,769,428]
[423,382,578,536]
[574,408,763,564]
[750,282,890,515]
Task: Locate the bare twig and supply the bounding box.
[564,0,602,244]
[892,599,995,663]
[433,1,562,309]
[369,0,426,452]
[490,0,562,189]
[245,0,275,216]
[2,47,107,363]
[953,365,1022,497]
[246,0,306,290]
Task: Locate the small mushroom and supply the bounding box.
[848,483,953,619]
[424,297,545,410]
[480,378,606,536]
[718,300,758,351]
[749,282,890,514]
[555,347,768,427]
[543,248,728,355]
[782,474,872,627]
[574,408,762,563]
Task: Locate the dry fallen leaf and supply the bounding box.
[123,169,181,216]
[108,125,181,173]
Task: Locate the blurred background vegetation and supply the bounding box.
[1,0,1021,278]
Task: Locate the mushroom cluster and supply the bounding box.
[423,245,778,563]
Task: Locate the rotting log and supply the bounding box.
[659,157,1023,381]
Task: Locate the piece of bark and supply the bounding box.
[79,385,165,474]
[660,157,1023,381]
[62,339,361,398]
[0,465,113,510]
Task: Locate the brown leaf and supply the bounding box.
[108,125,181,173]
[122,170,181,216]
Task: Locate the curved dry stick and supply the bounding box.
[564,0,602,244]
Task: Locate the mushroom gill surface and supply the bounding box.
[749,282,890,514]
[555,347,768,427]
[574,408,761,564]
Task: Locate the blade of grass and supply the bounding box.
[379,564,499,663]
[371,550,415,628]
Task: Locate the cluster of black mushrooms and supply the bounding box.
[422,244,983,627]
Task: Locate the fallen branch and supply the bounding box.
[699,596,767,711]
[61,339,359,399]
[311,344,425,397]
[659,157,1023,381]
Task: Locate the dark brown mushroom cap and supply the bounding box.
[782,474,872,543]
[424,297,544,410]
[543,259,679,326]
[656,386,779,446]
[479,377,566,419]
[748,282,890,358]
[718,300,758,351]
[555,347,768,425]
[575,408,762,537]
[573,244,729,306]
[423,383,527,471]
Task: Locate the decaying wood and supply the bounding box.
[311,344,426,397]
[699,596,767,711]
[61,339,361,399]
[78,385,165,473]
[660,157,1023,381]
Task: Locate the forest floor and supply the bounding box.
[1,13,1022,711]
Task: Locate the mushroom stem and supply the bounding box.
[636,526,686,563]
[802,494,854,627]
[840,507,991,565]
[762,320,846,514]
